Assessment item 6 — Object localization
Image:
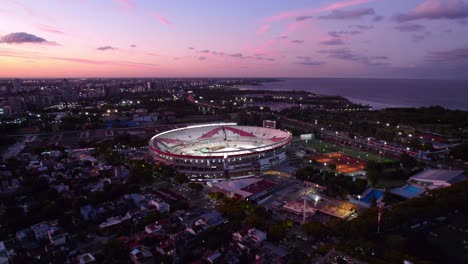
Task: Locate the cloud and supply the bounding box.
[291,39,304,44]
[427,45,468,62]
[276,36,288,40]
[263,0,372,22]
[395,23,426,32]
[0,48,158,68]
[319,8,376,19]
[295,55,325,66]
[147,52,160,56]
[37,24,64,35]
[350,24,374,30]
[149,11,171,25]
[294,56,325,66]
[0,32,58,45]
[211,51,225,56]
[188,47,195,50]
[198,49,210,53]
[394,0,468,22]
[198,56,207,60]
[317,48,389,66]
[230,53,243,58]
[130,44,136,47]
[328,30,361,37]
[412,34,426,42]
[297,61,326,66]
[97,46,117,51]
[114,0,135,9]
[371,56,388,60]
[373,15,384,22]
[296,15,314,21]
[320,38,345,45]
[257,24,271,34]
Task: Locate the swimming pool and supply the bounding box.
[360,189,384,203]
[402,185,424,195]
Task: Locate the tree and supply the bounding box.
[268,223,287,242]
[327,163,337,172]
[208,191,225,200]
[188,182,203,192]
[365,161,382,185]
[400,153,417,170]
[303,221,326,239]
[103,239,129,262]
[174,174,188,184]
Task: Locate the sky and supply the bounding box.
[0,0,467,79]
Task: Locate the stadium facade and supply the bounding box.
[148,123,291,181]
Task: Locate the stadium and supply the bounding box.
[148,123,292,181]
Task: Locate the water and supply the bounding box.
[241,78,468,110]
[361,189,384,203]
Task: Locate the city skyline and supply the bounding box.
[1,0,468,79]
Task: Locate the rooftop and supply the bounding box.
[410,169,466,183]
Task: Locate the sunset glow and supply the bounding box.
[1,0,467,78]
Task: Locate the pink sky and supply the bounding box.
[0,0,467,79]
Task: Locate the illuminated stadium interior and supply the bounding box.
[148,123,291,181]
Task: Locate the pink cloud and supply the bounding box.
[113,0,135,10]
[147,52,161,56]
[394,0,468,22]
[256,24,271,34]
[149,11,171,25]
[37,24,65,35]
[263,0,373,22]
[0,48,158,68]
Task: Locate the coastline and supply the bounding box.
[239,78,468,111]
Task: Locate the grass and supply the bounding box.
[299,138,395,163]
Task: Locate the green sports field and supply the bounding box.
[298,138,395,163]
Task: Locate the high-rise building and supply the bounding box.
[8,95,26,113]
[61,79,78,102]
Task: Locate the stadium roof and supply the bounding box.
[410,169,466,184]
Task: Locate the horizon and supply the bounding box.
[1,0,468,79]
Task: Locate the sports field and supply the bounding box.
[299,138,395,163]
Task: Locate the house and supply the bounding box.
[73,253,96,264]
[186,224,205,235]
[203,250,223,264]
[48,226,67,246]
[15,228,38,249]
[126,193,146,207]
[233,228,267,244]
[129,245,154,264]
[390,169,467,200]
[80,205,97,222]
[144,223,163,235]
[195,211,226,228]
[156,239,176,256]
[148,199,170,213]
[255,242,288,264]
[408,169,466,190]
[30,222,50,241]
[0,241,10,264]
[98,215,131,234]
